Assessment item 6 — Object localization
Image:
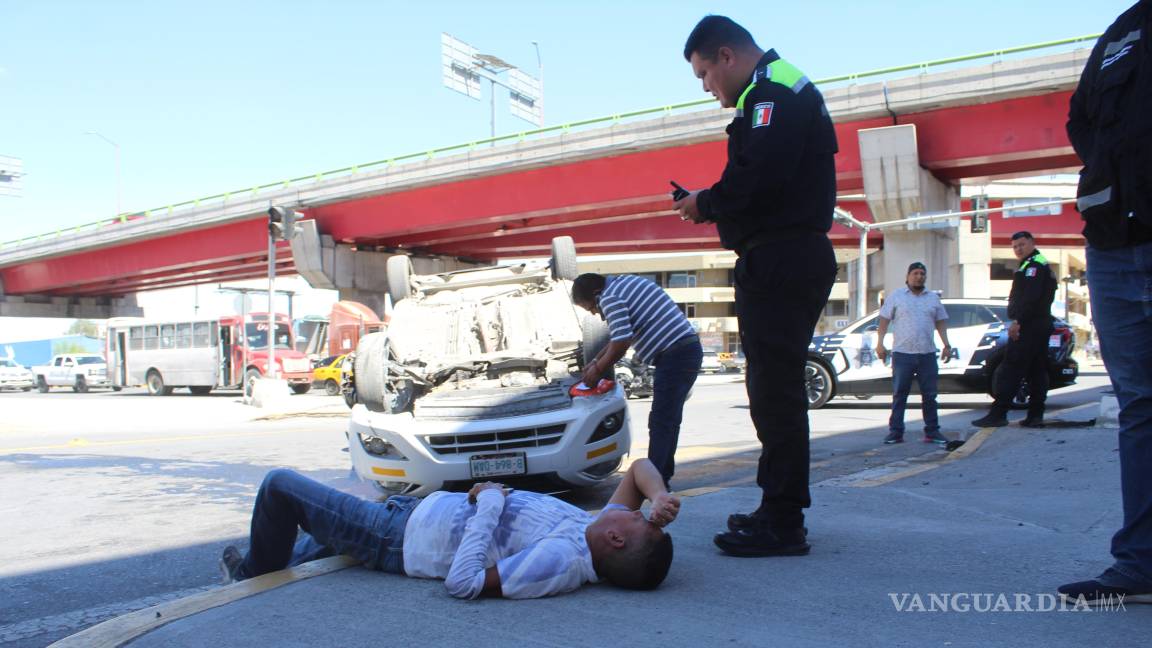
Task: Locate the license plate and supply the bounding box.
[1062,368,1076,375]
[469,452,527,479]
[1048,335,1061,348]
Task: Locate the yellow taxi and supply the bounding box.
[311,354,348,396]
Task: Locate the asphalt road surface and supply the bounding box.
[0,372,1111,647]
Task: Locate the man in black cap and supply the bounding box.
[875,261,953,444]
[971,232,1057,428]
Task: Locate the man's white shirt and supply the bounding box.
[879,287,949,354]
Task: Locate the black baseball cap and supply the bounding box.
[907,262,926,274]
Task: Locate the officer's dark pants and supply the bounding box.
[991,322,1052,419]
[735,232,836,531]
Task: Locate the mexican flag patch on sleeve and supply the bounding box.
[752,102,774,128]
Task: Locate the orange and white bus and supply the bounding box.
[105,313,313,396]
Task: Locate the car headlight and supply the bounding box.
[360,434,408,460]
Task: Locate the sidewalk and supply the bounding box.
[58,407,1149,647]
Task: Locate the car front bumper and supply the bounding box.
[346,386,631,496]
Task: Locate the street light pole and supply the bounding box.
[531,41,544,125]
[85,131,121,219]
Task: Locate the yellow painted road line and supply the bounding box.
[844,427,999,488]
[0,428,320,455]
[50,556,358,648]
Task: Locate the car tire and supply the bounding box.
[73,375,89,393]
[146,370,169,396]
[805,359,834,409]
[354,332,390,412]
[550,236,578,281]
[189,386,212,395]
[244,368,261,398]
[580,315,614,382]
[324,379,341,396]
[37,376,49,393]
[290,384,312,395]
[112,386,123,392]
[386,255,414,304]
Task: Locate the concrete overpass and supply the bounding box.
[0,40,1095,318]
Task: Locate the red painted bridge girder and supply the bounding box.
[1,90,1083,297]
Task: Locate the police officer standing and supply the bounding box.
[971,231,1057,428]
[674,15,837,557]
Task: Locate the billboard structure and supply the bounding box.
[440,33,543,137]
[0,155,24,198]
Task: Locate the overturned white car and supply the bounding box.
[345,237,630,496]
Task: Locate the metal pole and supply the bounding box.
[532,41,544,125]
[857,228,868,319]
[267,233,277,379]
[489,78,496,143]
[85,131,121,220]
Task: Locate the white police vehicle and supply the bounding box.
[805,298,1077,409]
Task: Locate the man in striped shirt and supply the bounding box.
[572,273,703,486]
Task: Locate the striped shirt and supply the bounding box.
[599,275,697,364]
[402,489,628,599]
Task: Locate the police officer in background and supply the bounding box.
[674,15,838,557]
[971,231,1057,428]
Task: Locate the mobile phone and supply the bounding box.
[670,181,690,201]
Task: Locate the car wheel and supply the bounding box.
[37,376,49,393]
[146,371,168,396]
[244,368,261,398]
[324,379,341,396]
[73,375,89,393]
[189,386,212,395]
[112,386,122,392]
[580,315,614,382]
[386,255,414,304]
[805,360,834,409]
[354,332,412,413]
[290,383,312,395]
[550,236,578,281]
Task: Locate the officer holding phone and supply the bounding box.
[673,15,838,557]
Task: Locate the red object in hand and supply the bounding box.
[569,379,616,397]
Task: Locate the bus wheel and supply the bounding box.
[146,370,168,396]
[324,379,341,396]
[189,386,212,396]
[244,369,261,398]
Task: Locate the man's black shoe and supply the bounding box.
[1020,417,1045,428]
[714,527,810,557]
[726,508,808,536]
[971,413,1008,428]
[219,545,245,585]
[1058,579,1152,605]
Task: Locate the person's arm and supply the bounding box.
[606,459,680,527]
[875,316,891,361]
[696,84,818,224]
[583,294,634,385]
[1016,263,1055,322]
[1066,31,1105,161]
[935,320,952,361]
[444,485,507,599]
[584,339,632,386]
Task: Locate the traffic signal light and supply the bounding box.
[268,206,301,240]
[970,195,988,234]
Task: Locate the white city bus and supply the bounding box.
[105,313,313,396]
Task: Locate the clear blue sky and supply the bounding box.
[0,0,1133,242]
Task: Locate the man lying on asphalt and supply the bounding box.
[219,459,679,599]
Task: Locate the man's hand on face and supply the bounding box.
[468,482,509,504]
[673,191,705,224]
[647,493,681,527]
[1008,321,1021,341]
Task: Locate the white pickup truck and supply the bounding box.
[32,354,117,393]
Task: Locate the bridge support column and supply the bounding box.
[289,219,474,317]
[859,125,990,302]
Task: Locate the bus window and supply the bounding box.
[160,324,175,349]
[144,326,159,350]
[175,323,192,349]
[130,327,144,350]
[193,322,211,347]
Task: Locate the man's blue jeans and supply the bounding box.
[888,352,940,436]
[236,469,417,579]
[1087,242,1152,589]
[647,337,703,484]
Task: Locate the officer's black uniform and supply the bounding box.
[696,49,838,533]
[989,249,1057,420]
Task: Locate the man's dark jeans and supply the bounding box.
[647,337,703,484]
[735,232,836,530]
[237,469,416,579]
[1087,242,1152,589]
[889,352,940,435]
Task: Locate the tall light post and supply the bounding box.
[84,131,121,219]
[441,34,543,141]
[531,41,544,125]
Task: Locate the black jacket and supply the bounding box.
[1007,250,1057,330]
[1067,0,1152,248]
[696,50,838,255]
